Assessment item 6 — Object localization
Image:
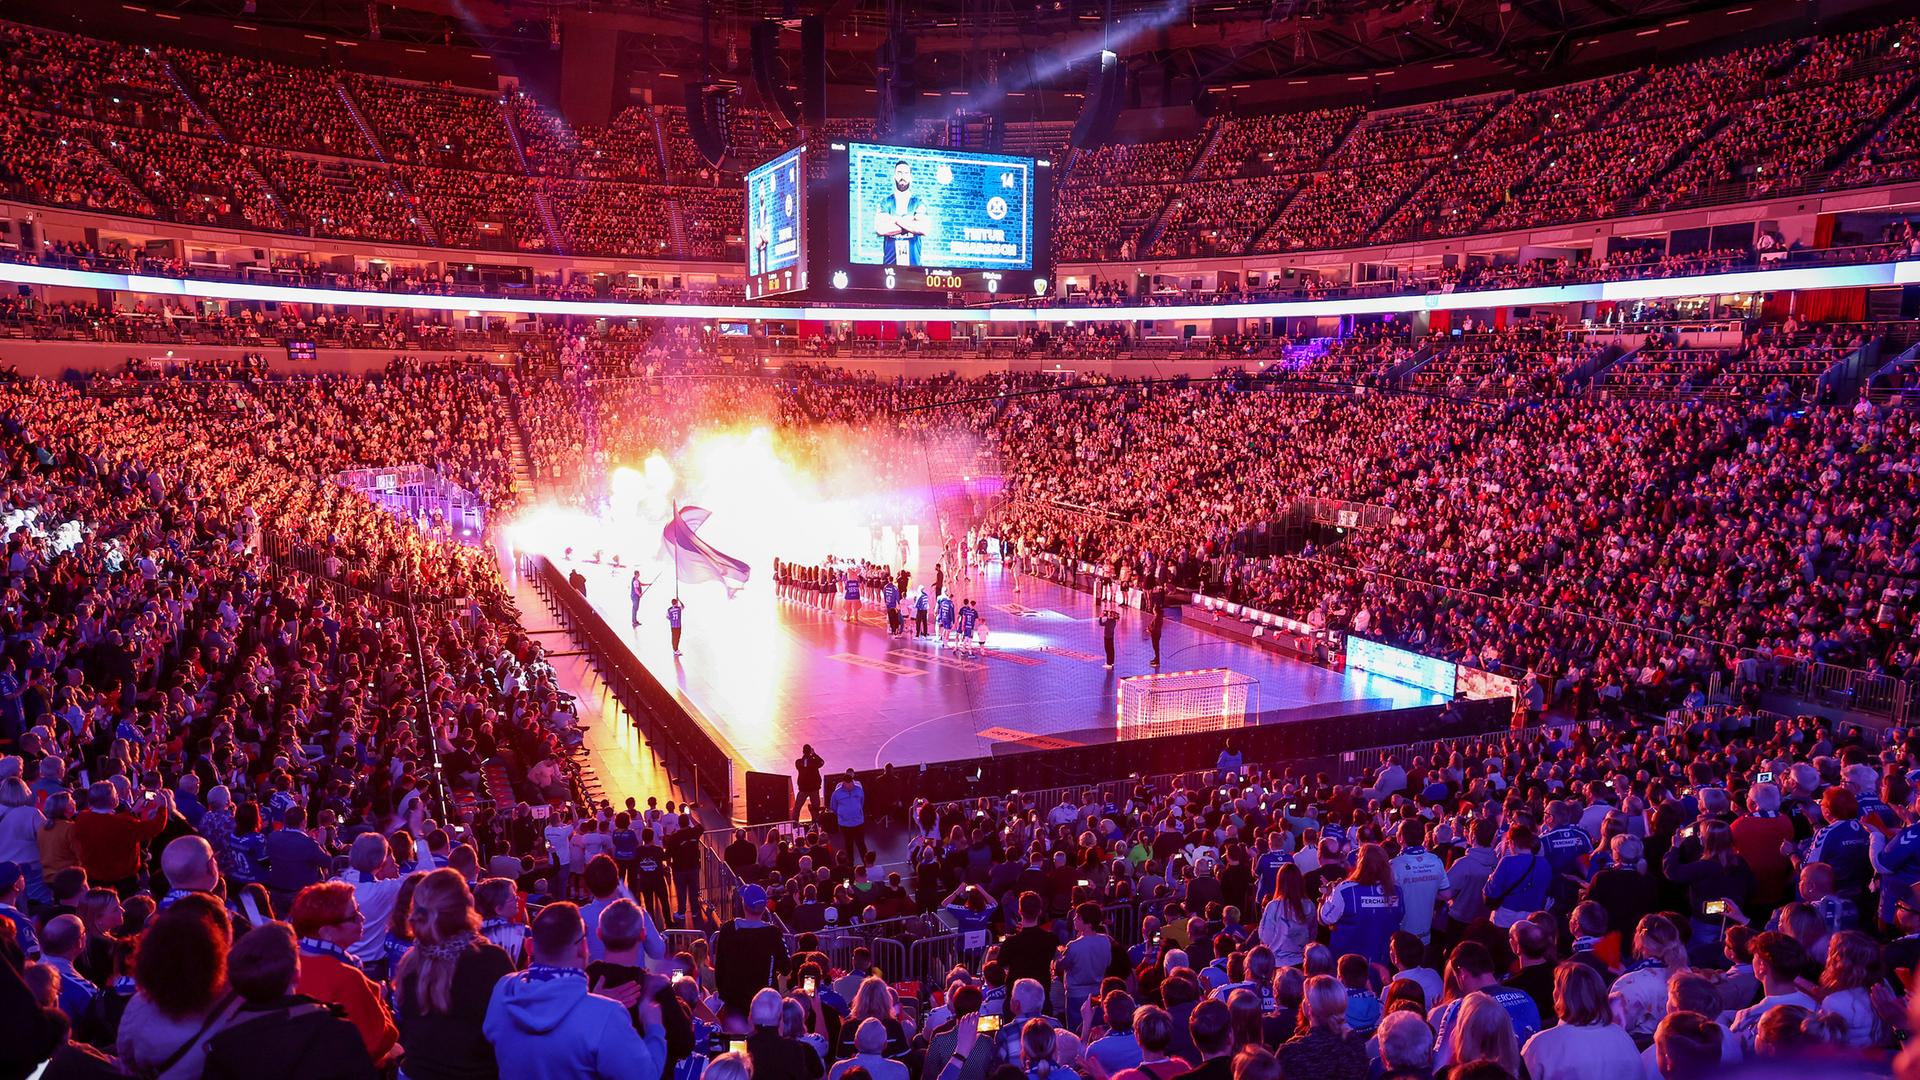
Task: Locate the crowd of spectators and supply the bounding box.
[344,76,517,173]
[7,17,1920,264]
[0,298,1912,1080]
[1405,323,1603,399]
[12,592,1920,1080]
[165,50,366,157]
[1191,109,1361,181]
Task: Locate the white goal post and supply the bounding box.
[1116,667,1259,739]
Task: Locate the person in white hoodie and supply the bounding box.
[483,902,665,1080]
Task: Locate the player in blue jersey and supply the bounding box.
[957,598,978,642]
[872,161,929,266]
[936,591,956,644]
[667,597,686,656]
[882,578,902,635]
[913,587,930,637]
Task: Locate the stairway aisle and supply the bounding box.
[495,385,693,820]
[500,549,681,820]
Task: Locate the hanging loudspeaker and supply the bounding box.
[1070,49,1125,150]
[799,15,826,127]
[750,21,801,130]
[684,81,732,168]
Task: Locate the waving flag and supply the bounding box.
[660,505,752,596]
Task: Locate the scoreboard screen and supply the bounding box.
[825,141,1051,296]
[744,146,807,298]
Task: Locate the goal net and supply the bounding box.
[1116,668,1259,740]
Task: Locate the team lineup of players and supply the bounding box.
[772,556,988,648]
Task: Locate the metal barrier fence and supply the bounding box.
[663,929,708,959]
[1789,660,1914,722]
[1337,719,1610,783]
[334,464,487,541]
[257,528,476,622]
[810,924,912,982]
[530,553,735,807]
[903,931,991,996]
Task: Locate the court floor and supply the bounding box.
[553,557,1448,775]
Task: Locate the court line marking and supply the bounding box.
[869,694,1092,769]
[976,727,1088,750]
[887,649,988,673]
[980,650,1046,667]
[827,653,928,677]
[1039,645,1106,663]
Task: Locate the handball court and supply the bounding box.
[552,559,1449,775]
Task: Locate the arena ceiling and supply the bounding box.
[104,0,1902,90]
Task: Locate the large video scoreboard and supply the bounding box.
[744,146,807,299]
[741,140,1053,300]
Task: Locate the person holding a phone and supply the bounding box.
[1661,819,1755,948]
[1731,781,1797,912]
[72,781,170,898]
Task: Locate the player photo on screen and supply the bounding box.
[746,147,804,278]
[846,143,1033,270]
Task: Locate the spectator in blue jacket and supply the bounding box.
[1872,791,1920,926]
[1318,844,1404,966]
[1483,825,1551,929]
[1430,941,1542,1069]
[1802,787,1872,902]
[483,902,665,1080]
[830,772,868,858]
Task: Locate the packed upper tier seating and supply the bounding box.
[7,17,1920,267]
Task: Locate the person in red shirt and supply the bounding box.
[290,881,400,1065]
[1731,782,1797,911]
[72,782,168,896]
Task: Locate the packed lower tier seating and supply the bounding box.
[3,337,1920,1080]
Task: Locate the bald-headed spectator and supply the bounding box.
[748,986,825,1080]
[200,921,376,1080]
[39,913,97,1018]
[289,881,398,1062]
[1502,919,1557,1028]
[158,835,221,907]
[827,1017,907,1080]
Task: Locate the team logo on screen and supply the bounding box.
[986,197,1008,221]
[936,164,954,185]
